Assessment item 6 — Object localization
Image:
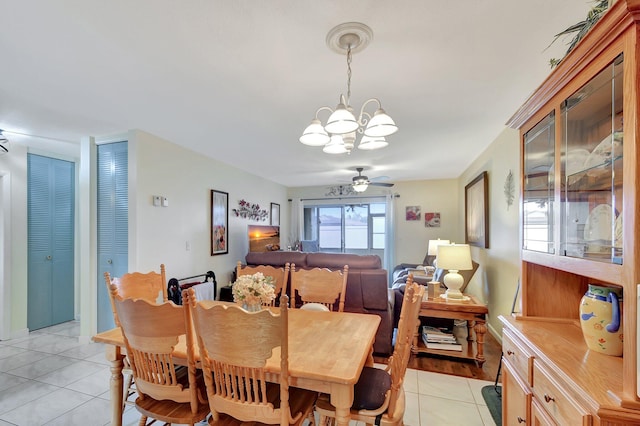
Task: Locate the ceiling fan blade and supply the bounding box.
[369,182,394,187]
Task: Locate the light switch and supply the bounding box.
[153,196,161,206]
[162,197,169,207]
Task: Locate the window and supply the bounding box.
[303,202,386,255]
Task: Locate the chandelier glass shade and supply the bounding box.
[299,23,397,154]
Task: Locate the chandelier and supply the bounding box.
[299,23,398,154]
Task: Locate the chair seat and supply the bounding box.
[352,366,392,410]
[136,394,210,424]
[207,385,317,426]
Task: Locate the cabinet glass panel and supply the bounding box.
[561,54,623,264]
[523,112,555,253]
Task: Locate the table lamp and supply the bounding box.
[436,243,472,299]
[427,238,450,266]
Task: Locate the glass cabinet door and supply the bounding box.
[523,113,555,253]
[561,54,623,264]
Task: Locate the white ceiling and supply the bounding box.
[0,0,591,187]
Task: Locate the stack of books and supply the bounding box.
[421,325,462,351]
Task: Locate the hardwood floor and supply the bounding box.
[375,325,502,382]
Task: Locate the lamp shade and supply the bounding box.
[358,135,388,150]
[436,244,472,271]
[322,135,348,154]
[428,239,451,256]
[325,101,358,134]
[364,108,398,137]
[299,119,330,146]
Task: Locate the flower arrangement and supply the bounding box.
[232,272,276,306]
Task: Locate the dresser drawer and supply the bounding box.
[503,329,533,386]
[533,361,592,426]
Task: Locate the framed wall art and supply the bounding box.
[270,202,280,226]
[465,171,489,248]
[406,206,421,221]
[424,212,441,227]
[211,189,229,255]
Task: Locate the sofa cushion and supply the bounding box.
[245,251,308,267]
[306,252,381,269]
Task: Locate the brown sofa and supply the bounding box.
[244,251,393,355]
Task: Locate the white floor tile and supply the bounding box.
[403,368,419,393]
[6,355,74,379]
[404,390,420,426]
[0,372,30,393]
[0,350,51,372]
[416,370,475,404]
[0,387,92,425]
[0,381,60,415]
[418,394,485,426]
[478,403,498,426]
[468,378,494,405]
[35,360,105,387]
[44,397,111,426]
[65,367,111,396]
[0,345,27,360]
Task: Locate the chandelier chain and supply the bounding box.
[346,44,352,105]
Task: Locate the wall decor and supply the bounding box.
[211,189,229,255]
[406,206,421,221]
[504,169,515,210]
[465,171,489,248]
[233,199,268,221]
[270,202,280,226]
[424,212,441,227]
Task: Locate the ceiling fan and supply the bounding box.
[351,167,394,192]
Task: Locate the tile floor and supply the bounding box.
[0,321,498,426]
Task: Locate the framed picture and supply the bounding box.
[465,171,489,248]
[424,212,441,227]
[406,206,421,221]
[211,189,229,255]
[270,202,280,226]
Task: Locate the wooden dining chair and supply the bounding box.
[289,264,348,312]
[183,289,317,426]
[316,275,425,426]
[112,290,209,426]
[236,261,290,306]
[104,264,168,411]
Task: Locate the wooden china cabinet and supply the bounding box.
[501,1,640,424]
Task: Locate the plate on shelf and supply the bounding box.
[565,149,590,175]
[583,204,614,242]
[583,132,623,174]
[614,214,622,248]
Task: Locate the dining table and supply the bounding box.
[92,302,381,426]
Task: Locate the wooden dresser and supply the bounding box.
[503,1,640,424]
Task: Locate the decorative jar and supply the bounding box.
[579,284,623,356]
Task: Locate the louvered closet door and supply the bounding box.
[27,154,75,330]
[97,141,128,332]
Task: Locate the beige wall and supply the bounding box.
[3,130,289,339]
[459,127,520,339]
[392,179,461,264]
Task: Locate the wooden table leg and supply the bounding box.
[105,345,125,426]
[365,346,375,367]
[330,383,353,426]
[474,321,487,367]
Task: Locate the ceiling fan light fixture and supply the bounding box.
[300,119,331,146]
[352,181,369,192]
[299,22,397,155]
[358,135,388,150]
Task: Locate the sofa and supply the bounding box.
[243,251,393,355]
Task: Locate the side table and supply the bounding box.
[412,293,488,367]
